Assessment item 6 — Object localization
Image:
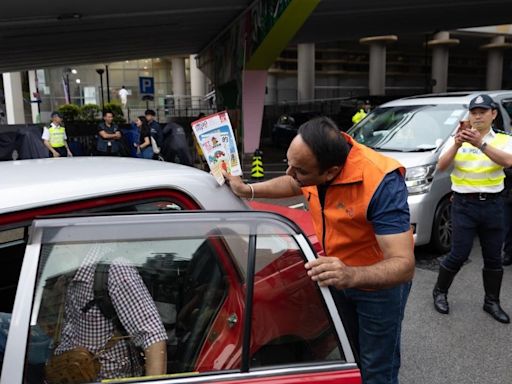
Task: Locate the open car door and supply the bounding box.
[1,211,360,384]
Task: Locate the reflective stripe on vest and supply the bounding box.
[48,126,66,148]
[451,133,509,188]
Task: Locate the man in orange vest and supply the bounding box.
[223,117,414,384]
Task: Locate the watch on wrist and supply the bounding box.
[479,142,488,152]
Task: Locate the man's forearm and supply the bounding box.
[144,340,167,376]
[43,140,57,155]
[347,257,415,290]
[247,175,302,199]
[437,144,459,171]
[481,144,512,168]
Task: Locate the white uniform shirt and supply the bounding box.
[441,129,512,193]
[118,88,128,102]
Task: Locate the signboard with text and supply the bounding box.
[138,76,154,95]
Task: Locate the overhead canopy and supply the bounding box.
[1,0,511,72]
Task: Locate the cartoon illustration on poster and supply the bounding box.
[191,111,242,185]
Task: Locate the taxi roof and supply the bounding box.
[0,157,247,214]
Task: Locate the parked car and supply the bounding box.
[347,91,512,253]
[272,111,320,147]
[0,157,360,384]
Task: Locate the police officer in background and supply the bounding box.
[41,111,73,157]
[96,111,122,156]
[433,94,512,324]
[351,100,370,125]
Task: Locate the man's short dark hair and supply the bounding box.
[145,109,156,116]
[297,116,350,173]
[103,111,113,117]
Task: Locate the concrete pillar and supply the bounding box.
[28,70,40,123]
[481,36,512,90]
[427,31,459,93]
[190,54,206,110]
[297,43,315,102]
[360,35,398,96]
[242,70,268,154]
[171,56,186,96]
[266,74,278,105]
[171,57,186,113]
[2,72,25,124]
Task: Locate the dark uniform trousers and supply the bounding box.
[441,192,504,271]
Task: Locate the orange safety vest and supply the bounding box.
[302,133,406,267]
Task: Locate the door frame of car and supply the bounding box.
[1,211,359,384]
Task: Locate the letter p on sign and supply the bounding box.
[139,76,154,95]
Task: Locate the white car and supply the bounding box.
[0,157,361,384]
[348,91,512,253]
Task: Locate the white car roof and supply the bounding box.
[0,157,247,214]
[381,90,512,107]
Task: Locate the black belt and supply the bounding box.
[454,192,501,201]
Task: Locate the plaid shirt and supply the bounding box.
[55,245,168,379]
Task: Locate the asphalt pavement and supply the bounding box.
[401,242,512,384]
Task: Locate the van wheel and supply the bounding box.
[430,197,452,254]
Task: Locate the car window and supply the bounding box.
[250,234,343,368]
[0,191,198,376]
[501,99,512,121]
[494,107,504,132]
[18,213,346,383]
[349,104,465,151]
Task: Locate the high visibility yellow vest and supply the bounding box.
[352,109,367,124]
[48,126,66,148]
[451,133,509,190]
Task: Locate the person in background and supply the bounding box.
[432,94,512,324]
[351,100,371,125]
[161,116,193,166]
[145,109,163,152]
[134,116,153,159]
[118,86,129,109]
[42,112,73,158]
[96,111,122,156]
[223,116,414,384]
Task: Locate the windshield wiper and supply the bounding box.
[373,147,406,152]
[407,147,437,152]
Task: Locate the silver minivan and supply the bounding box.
[347,91,512,253]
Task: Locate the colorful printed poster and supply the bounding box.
[191,111,242,185]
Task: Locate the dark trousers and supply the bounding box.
[504,199,512,257]
[442,193,504,271]
[50,146,67,157]
[333,281,411,384]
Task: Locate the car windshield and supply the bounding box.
[348,104,466,152]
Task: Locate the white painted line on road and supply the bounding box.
[288,203,304,209]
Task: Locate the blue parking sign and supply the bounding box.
[139,76,154,95]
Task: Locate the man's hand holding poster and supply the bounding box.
[191,111,242,185]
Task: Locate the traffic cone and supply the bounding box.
[251,149,264,179]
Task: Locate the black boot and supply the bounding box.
[482,269,510,324]
[433,265,457,314]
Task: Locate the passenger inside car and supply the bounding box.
[43,244,167,382]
